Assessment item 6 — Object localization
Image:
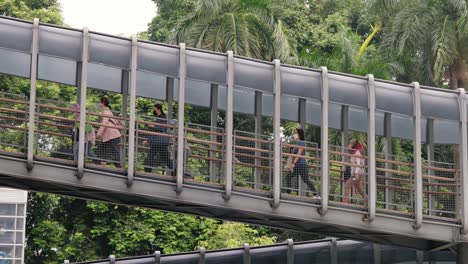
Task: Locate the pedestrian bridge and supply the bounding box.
[0,15,468,253]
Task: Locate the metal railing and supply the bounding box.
[0,92,462,223]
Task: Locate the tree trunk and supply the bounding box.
[448,57,465,90]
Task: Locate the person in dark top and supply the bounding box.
[285,128,320,199]
[144,103,173,173]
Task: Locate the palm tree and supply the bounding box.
[170,0,298,63]
[365,0,468,88]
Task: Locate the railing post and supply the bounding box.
[319,66,329,215]
[127,35,138,186]
[243,243,251,264]
[254,91,262,189]
[166,77,174,119]
[210,84,219,181]
[412,82,423,229]
[366,74,376,222]
[384,113,393,209]
[426,118,435,215]
[341,105,349,198]
[458,88,468,234]
[286,239,294,264]
[223,51,234,200]
[272,59,281,208]
[26,18,39,170]
[76,27,89,178]
[176,43,186,194]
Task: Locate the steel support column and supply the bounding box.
[243,243,251,264]
[272,59,281,208]
[384,113,392,209]
[458,243,468,263]
[426,118,435,215]
[176,43,186,194]
[287,239,294,264]
[413,82,423,229]
[341,105,349,198]
[299,98,306,195]
[166,77,174,119]
[127,35,138,186]
[210,84,218,181]
[224,51,234,200]
[26,18,39,170]
[120,70,129,171]
[366,74,376,222]
[458,88,468,234]
[319,66,329,215]
[254,91,262,189]
[330,238,337,264]
[76,27,89,178]
[373,244,381,264]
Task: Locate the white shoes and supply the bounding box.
[313,195,321,200]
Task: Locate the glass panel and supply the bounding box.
[329,103,341,130]
[186,50,227,84]
[89,34,131,69]
[295,242,330,263]
[0,205,16,216]
[15,206,24,217]
[0,245,14,258]
[281,66,321,99]
[421,89,459,121]
[205,250,243,264]
[218,86,255,114]
[15,219,23,231]
[375,81,413,116]
[337,241,374,263]
[14,246,22,258]
[87,63,122,93]
[376,111,385,136]
[0,231,15,244]
[329,73,368,108]
[15,232,23,244]
[250,247,287,264]
[0,218,15,230]
[349,106,368,132]
[173,79,211,107]
[0,19,32,52]
[306,100,321,126]
[391,114,414,140]
[136,70,166,100]
[434,119,459,144]
[138,42,179,77]
[280,95,299,121]
[234,58,273,93]
[39,25,81,60]
[0,49,30,78]
[38,55,76,86]
[262,93,273,117]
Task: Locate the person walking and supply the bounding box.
[96,97,121,167]
[343,139,368,204]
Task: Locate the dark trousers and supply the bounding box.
[96,138,121,167]
[144,143,173,173]
[285,163,317,195]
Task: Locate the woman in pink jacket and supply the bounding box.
[96,97,122,167]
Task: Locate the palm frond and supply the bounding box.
[432,15,459,81]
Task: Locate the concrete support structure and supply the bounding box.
[272,59,281,208]
[319,66,330,215]
[458,88,468,234]
[176,43,186,193]
[223,51,234,200]
[366,74,376,222]
[27,18,39,170]
[127,35,138,186]
[412,82,423,229]
[76,26,89,178]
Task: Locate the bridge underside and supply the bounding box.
[0,155,458,251]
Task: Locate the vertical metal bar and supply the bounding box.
[286,239,294,264]
[458,243,468,263]
[426,118,435,215]
[109,255,116,264]
[127,35,138,186]
[26,18,39,170]
[416,250,424,264]
[166,77,174,119]
[384,113,392,209]
[272,59,281,208]
[373,244,381,264]
[120,70,129,170]
[412,82,423,229]
[210,84,219,181]
[330,238,337,264]
[198,247,206,264]
[319,66,329,215]
[176,43,186,193]
[243,243,251,264]
[223,51,234,200]
[77,27,89,178]
[254,91,262,190]
[154,251,161,264]
[458,88,468,234]
[298,98,307,195]
[367,74,376,222]
[341,105,349,198]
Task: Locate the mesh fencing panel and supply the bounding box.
[233,131,273,192]
[423,160,458,219]
[0,92,28,154]
[281,139,320,199]
[135,115,176,178]
[185,123,224,184]
[35,99,75,162]
[329,145,368,206]
[376,153,414,213]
